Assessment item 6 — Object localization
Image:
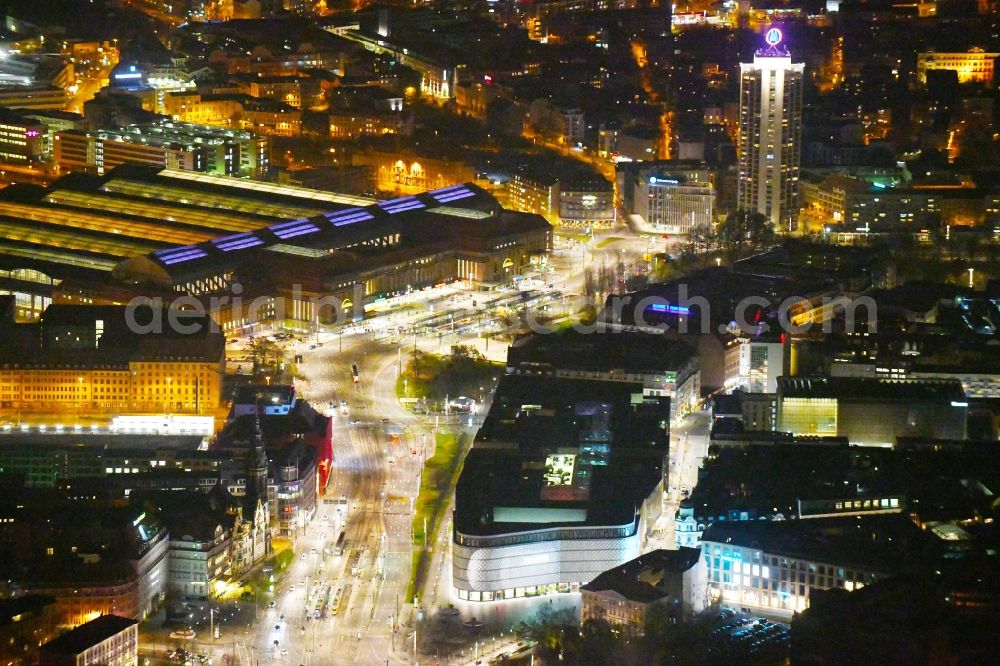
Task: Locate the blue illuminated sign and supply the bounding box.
[647,303,690,315]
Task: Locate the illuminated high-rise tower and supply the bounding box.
[737,28,804,230]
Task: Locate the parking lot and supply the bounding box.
[706,609,790,660]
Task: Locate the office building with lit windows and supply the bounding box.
[0,86,68,111]
[737,28,804,229]
[0,108,46,163]
[738,334,788,394]
[453,376,669,602]
[54,120,269,177]
[634,175,715,235]
[559,176,615,229]
[0,303,225,422]
[701,516,921,616]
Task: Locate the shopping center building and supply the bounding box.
[452,375,670,602]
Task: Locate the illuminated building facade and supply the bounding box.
[55,121,269,177]
[507,171,560,224]
[0,304,225,419]
[738,336,788,394]
[0,596,61,666]
[152,489,235,599]
[737,28,804,229]
[634,175,715,234]
[917,49,999,85]
[700,518,912,616]
[353,152,476,196]
[0,86,68,111]
[559,178,615,229]
[327,112,412,139]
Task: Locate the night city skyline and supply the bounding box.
[0,1,998,665]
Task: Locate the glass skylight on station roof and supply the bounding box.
[46,190,268,235]
[212,232,264,252]
[430,184,476,203]
[16,197,214,246]
[432,206,492,220]
[156,246,208,265]
[325,208,374,226]
[0,219,161,257]
[101,179,329,220]
[270,218,320,240]
[0,242,118,271]
[157,169,375,207]
[267,244,329,258]
[378,196,426,214]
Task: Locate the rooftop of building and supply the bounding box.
[507,328,697,379]
[199,92,299,113]
[114,178,547,287]
[40,615,137,655]
[701,515,923,573]
[0,433,207,452]
[0,107,46,126]
[777,376,967,403]
[581,547,702,603]
[0,500,166,585]
[222,391,325,438]
[690,443,1000,525]
[611,266,837,329]
[233,384,296,406]
[0,594,55,626]
[0,303,225,367]
[134,487,235,543]
[792,548,1000,664]
[63,119,259,145]
[455,375,668,537]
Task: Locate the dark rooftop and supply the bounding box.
[702,516,925,573]
[507,329,697,379]
[581,548,702,603]
[41,615,137,655]
[455,375,669,536]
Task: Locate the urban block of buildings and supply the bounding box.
[452,375,670,602]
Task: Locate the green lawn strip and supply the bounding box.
[406,430,467,602]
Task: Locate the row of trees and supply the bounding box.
[650,210,776,282]
[399,345,497,402]
[516,604,787,665]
